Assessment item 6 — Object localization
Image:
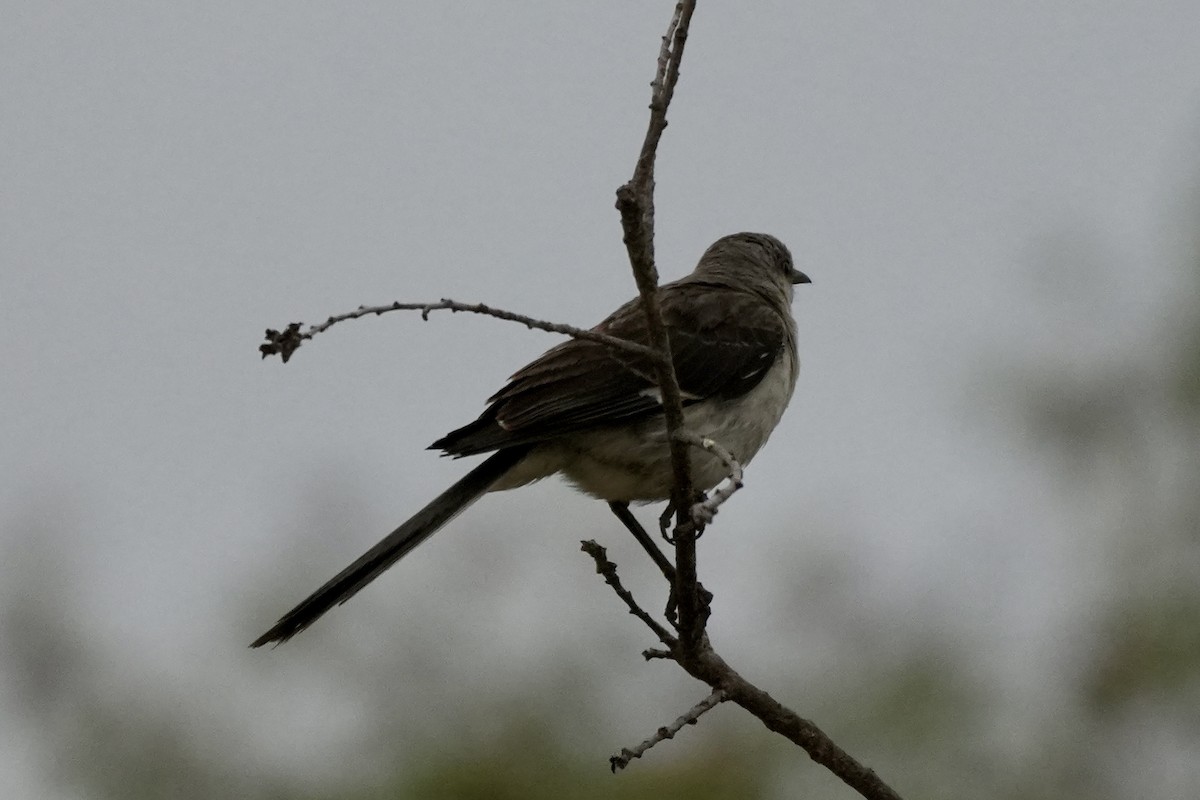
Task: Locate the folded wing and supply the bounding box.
[431,282,787,456]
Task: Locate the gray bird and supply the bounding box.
[252,232,809,646]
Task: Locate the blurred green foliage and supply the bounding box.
[5,194,1200,800]
[384,722,770,800]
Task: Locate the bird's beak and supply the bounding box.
[790,268,812,285]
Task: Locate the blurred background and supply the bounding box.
[3,2,1200,798]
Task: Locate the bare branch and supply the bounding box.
[260,299,662,364]
[580,540,677,648]
[631,1,694,190]
[681,646,906,800]
[673,431,745,526]
[610,689,727,772]
[600,6,909,798]
[615,0,705,652]
[580,543,905,800]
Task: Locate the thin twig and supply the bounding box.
[610,689,727,772]
[580,540,677,648]
[674,431,745,526]
[632,1,693,186]
[260,299,662,364]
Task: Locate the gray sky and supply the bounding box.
[4,3,1200,796]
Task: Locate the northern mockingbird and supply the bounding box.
[252,232,809,646]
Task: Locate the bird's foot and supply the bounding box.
[659,492,711,542]
[658,502,676,543]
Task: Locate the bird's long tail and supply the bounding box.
[251,445,531,647]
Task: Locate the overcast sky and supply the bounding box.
[4,3,1200,796]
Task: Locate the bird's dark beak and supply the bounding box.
[790,268,812,285]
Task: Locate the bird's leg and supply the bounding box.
[658,492,711,542]
[658,501,676,543]
[654,494,714,629]
[608,501,676,583]
[607,501,680,626]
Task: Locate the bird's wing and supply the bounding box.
[431,282,788,456]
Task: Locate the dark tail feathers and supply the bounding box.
[251,446,530,647]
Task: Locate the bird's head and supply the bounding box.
[695,232,811,302]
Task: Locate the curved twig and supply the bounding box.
[260,299,662,364]
[673,431,745,526]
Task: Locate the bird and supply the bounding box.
[251,232,809,647]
